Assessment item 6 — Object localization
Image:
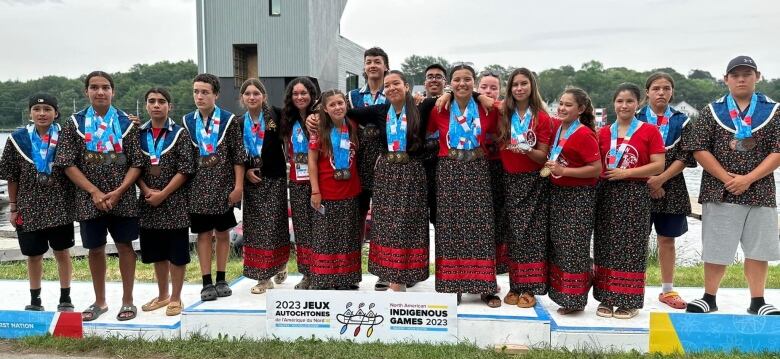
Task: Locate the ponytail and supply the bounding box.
[562,87,595,131]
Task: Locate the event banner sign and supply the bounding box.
[266,290,458,343]
[0,311,82,339]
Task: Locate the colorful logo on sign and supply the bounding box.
[336,302,385,338]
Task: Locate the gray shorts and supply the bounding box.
[702,202,780,265]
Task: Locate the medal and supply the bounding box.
[340,169,351,180]
[730,137,757,152]
[149,165,161,177]
[36,173,54,186]
[517,141,532,152]
[251,156,263,169]
[540,167,552,178]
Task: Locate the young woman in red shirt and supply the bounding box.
[593,83,665,319]
[280,77,320,290]
[544,87,602,315]
[497,68,554,308]
[308,90,362,290]
[423,64,501,307]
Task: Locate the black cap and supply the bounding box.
[28,93,59,113]
[726,56,758,74]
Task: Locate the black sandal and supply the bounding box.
[215,280,232,297]
[117,305,137,321]
[24,304,44,311]
[57,302,75,312]
[201,284,218,301]
[480,294,502,308]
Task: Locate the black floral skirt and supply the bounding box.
[243,177,290,281]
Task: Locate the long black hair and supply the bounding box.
[281,77,319,139]
[561,87,596,131]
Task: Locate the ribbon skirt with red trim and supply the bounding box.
[503,171,549,294]
[309,197,362,288]
[593,180,651,309]
[489,159,509,274]
[243,177,291,281]
[367,157,430,283]
[547,184,596,309]
[289,180,314,276]
[434,157,498,294]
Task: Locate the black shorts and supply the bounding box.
[189,210,237,234]
[80,215,139,249]
[17,223,75,257]
[650,213,689,238]
[140,227,191,266]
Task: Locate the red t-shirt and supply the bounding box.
[308,124,361,200]
[598,122,665,180]
[427,103,499,157]
[500,111,555,173]
[549,125,601,187]
[151,127,163,139]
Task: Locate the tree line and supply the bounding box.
[2,57,779,128]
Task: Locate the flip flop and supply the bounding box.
[516,292,537,308]
[166,301,183,316]
[557,307,584,315]
[82,304,108,322]
[142,297,170,312]
[613,308,639,319]
[57,302,75,312]
[480,294,502,308]
[596,304,613,318]
[117,305,137,321]
[374,279,389,291]
[251,280,274,294]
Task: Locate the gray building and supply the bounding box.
[196,0,366,111]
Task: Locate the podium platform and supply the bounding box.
[0,277,777,353]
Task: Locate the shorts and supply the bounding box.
[189,210,237,234]
[650,213,688,238]
[17,223,75,257]
[80,215,139,250]
[140,227,191,266]
[702,202,780,265]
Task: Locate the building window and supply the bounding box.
[345,72,359,92]
[269,0,281,16]
[233,44,258,87]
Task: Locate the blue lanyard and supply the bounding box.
[608,117,641,169]
[330,121,351,170]
[195,106,222,156]
[510,107,533,145]
[448,98,481,150]
[242,112,265,158]
[291,121,308,154]
[726,93,758,139]
[84,106,121,153]
[362,91,386,106]
[386,105,407,152]
[549,120,580,162]
[145,128,166,165]
[28,124,59,174]
[645,106,672,143]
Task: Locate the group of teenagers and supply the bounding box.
[3,47,779,323]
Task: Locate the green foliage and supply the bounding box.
[0,60,197,128]
[398,57,780,116]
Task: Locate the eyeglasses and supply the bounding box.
[479,70,500,79]
[425,74,445,81]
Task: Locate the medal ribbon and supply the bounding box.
[291,121,308,154]
[195,106,222,157]
[386,105,408,152]
[510,107,533,145]
[645,105,673,143]
[330,121,351,170]
[548,120,580,162]
[362,90,386,107]
[145,128,167,166]
[447,97,482,150]
[242,112,265,158]
[726,93,757,139]
[607,117,641,169]
[28,124,59,174]
[84,106,122,153]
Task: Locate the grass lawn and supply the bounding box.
[4,336,780,359]
[0,247,778,288]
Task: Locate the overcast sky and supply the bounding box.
[1,0,779,82]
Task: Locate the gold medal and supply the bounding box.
[540,167,551,177]
[149,165,161,177]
